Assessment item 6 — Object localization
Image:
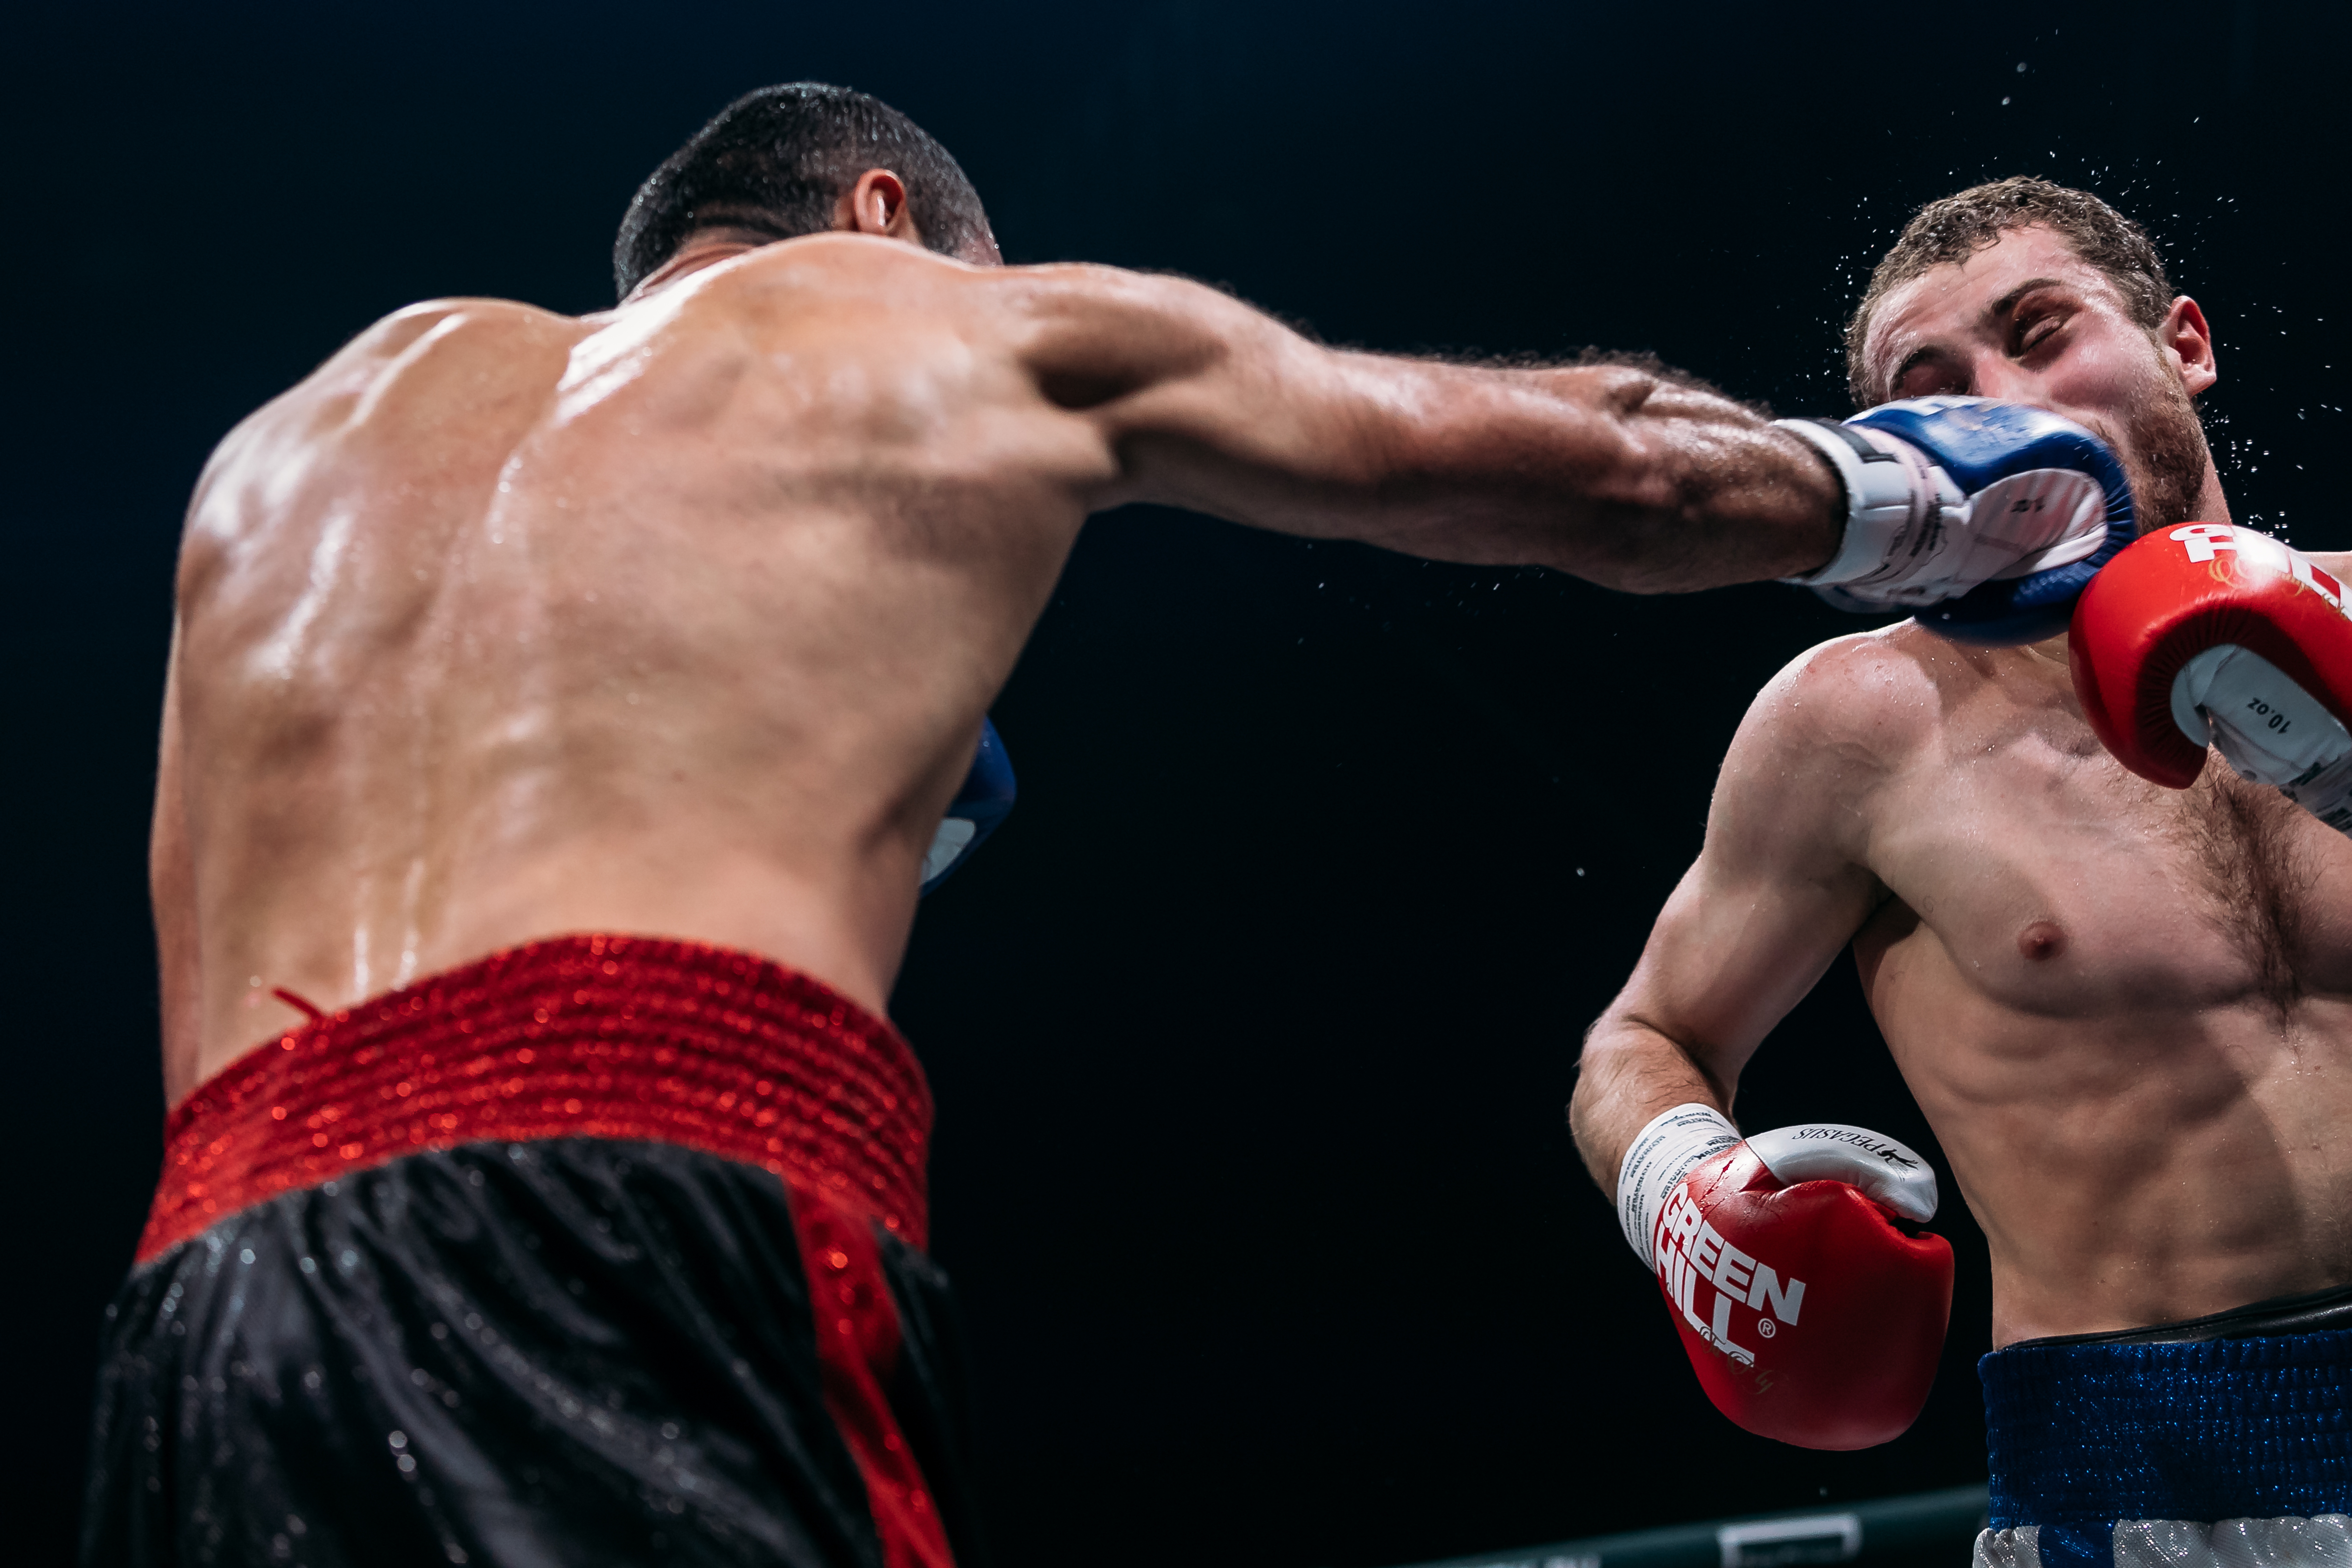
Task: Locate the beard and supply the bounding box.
[2110,359,2214,534]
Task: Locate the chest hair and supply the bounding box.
[2176,767,2318,1011]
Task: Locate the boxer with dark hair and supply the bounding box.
[614,83,997,290]
[84,84,2116,1568]
[1575,179,2352,1563]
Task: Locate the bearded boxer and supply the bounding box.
[1574,176,2352,1565]
[85,82,2120,1568]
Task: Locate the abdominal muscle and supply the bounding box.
[1857,913,2352,1345]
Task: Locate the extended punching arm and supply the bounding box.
[1008,270,2134,608]
[1010,266,1844,593]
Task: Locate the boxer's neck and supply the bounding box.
[2024,630,2073,677]
[626,240,762,303]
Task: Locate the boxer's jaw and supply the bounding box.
[1862,224,2229,535]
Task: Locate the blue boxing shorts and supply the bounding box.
[1975,1285,2352,1568]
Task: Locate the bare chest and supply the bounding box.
[1865,700,2352,1018]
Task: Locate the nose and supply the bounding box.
[1966,353,2044,407]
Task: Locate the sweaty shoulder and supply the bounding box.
[211,297,579,463]
[1730,622,1959,778]
[1707,621,2008,854]
[636,236,1093,407]
[186,297,584,568]
[298,296,580,409]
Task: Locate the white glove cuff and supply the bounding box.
[1615,1103,1739,1268]
[2174,643,2352,835]
[1743,1123,1939,1223]
[1772,419,1950,592]
[2172,643,2352,778]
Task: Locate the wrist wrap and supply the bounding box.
[1615,1102,1739,1268]
[1772,418,1945,589]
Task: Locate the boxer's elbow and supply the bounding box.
[1582,1003,1722,1085]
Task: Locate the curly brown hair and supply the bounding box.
[1844,177,2175,409]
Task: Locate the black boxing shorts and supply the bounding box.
[81,935,986,1568]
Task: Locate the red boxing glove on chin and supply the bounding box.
[1616,1108,1954,1451]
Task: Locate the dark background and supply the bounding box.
[8,1,2347,1563]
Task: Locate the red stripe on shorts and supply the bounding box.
[138,933,933,1260]
[139,933,953,1566]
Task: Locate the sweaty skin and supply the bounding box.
[1574,224,2352,1347]
[156,185,1844,1104]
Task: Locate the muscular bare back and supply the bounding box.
[1584,611,2352,1345]
[158,230,1848,1102]
[160,238,1096,1095]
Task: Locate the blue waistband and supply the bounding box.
[1982,1327,2352,1527]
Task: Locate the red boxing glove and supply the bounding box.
[2072,524,2352,829]
[1617,1109,1953,1450]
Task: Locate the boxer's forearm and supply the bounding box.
[1570,1014,1736,1198]
[1298,356,1845,592]
[1121,344,1841,591]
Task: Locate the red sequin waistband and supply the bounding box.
[138,934,932,1262]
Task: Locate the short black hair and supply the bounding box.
[613,83,992,299]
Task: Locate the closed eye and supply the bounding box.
[1891,351,1966,399]
[2008,290,2077,359]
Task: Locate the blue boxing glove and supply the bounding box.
[1775,397,2136,644]
[919,716,1016,894]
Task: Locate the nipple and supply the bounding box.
[2016,921,2068,962]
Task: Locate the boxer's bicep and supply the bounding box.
[153,620,202,1103]
[1004,266,1370,513]
[1624,822,1879,1072]
[1067,313,1629,548]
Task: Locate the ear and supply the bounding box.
[2160,295,2218,396]
[836,169,923,245]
